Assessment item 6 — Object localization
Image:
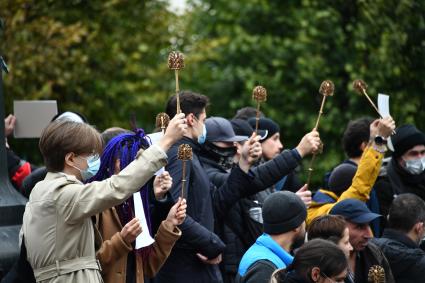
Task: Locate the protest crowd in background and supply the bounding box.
[1,84,424,283]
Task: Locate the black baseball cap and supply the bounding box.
[329,199,381,224]
[231,119,267,140]
[205,117,248,142]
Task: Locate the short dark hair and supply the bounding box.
[233,106,264,120]
[388,194,425,233]
[101,127,130,146]
[342,117,373,158]
[286,239,347,281]
[307,215,347,245]
[165,91,209,119]
[39,120,103,172]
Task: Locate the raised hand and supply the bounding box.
[295,130,321,158]
[239,133,262,172]
[120,218,142,245]
[4,114,16,137]
[153,171,173,200]
[377,117,396,139]
[165,197,187,227]
[296,184,312,207]
[159,113,187,151]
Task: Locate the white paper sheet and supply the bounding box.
[378,93,395,151]
[134,192,155,249]
[147,132,165,175]
[378,94,390,118]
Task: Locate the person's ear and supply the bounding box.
[360,141,367,152]
[64,152,77,168]
[310,267,321,282]
[414,222,424,236]
[186,113,196,127]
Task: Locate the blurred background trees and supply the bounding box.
[1,0,424,188]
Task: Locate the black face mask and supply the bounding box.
[203,142,236,170]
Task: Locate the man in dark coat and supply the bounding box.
[199,117,320,283]
[375,124,425,230]
[154,91,263,283]
[330,199,395,283]
[373,194,425,283]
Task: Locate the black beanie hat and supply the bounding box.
[262,191,307,235]
[247,117,280,141]
[391,124,425,158]
[328,163,357,195]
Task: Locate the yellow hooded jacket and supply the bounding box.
[307,146,383,225]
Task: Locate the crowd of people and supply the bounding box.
[2,90,425,283]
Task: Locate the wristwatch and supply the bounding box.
[374,135,387,145]
[373,135,387,153]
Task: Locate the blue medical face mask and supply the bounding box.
[194,116,207,145]
[74,155,101,181]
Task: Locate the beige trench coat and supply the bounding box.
[22,144,167,283]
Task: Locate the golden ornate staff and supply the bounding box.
[306,80,335,187]
[353,79,395,134]
[252,85,267,134]
[168,51,185,114]
[368,265,385,283]
[353,79,382,117]
[156,112,170,134]
[177,144,192,198]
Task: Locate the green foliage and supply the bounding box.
[1,0,424,187]
[180,0,425,187]
[1,0,177,163]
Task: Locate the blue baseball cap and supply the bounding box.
[329,199,382,224]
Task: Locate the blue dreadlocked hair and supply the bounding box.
[92,128,153,253]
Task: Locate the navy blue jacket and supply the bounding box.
[154,137,257,283]
[373,229,425,283]
[201,149,302,281]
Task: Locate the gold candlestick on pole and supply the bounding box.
[306,80,334,187]
[168,51,185,114]
[353,79,395,135]
[353,79,382,118]
[177,144,192,198]
[156,112,170,135]
[368,265,385,283]
[252,85,267,134]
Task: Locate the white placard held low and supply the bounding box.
[134,192,155,249]
[147,132,165,176]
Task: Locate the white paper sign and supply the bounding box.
[147,132,165,176]
[378,94,390,118]
[134,192,155,249]
[378,93,395,151]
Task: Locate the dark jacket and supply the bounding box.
[154,137,258,283]
[201,149,302,282]
[352,242,395,283]
[235,260,276,283]
[375,158,425,229]
[278,271,310,283]
[21,167,48,198]
[372,229,425,283]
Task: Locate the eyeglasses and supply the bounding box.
[320,272,345,283]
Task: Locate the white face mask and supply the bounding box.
[404,157,425,175]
